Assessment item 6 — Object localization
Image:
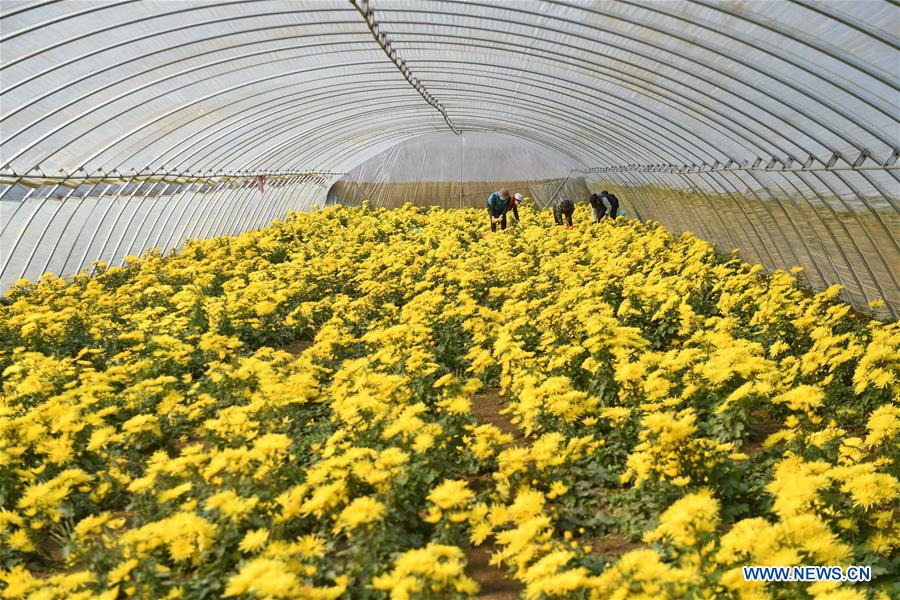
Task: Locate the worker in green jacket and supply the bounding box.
[487,188,511,232]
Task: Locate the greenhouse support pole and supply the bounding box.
[547,170,574,209]
[459,132,463,208]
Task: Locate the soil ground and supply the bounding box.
[467,546,520,599]
[467,388,523,598]
[284,339,313,356]
[587,532,643,556]
[469,387,522,441]
[742,412,783,457]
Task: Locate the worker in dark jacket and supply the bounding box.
[589,193,604,222]
[591,190,620,222]
[552,196,575,227]
[487,188,511,232]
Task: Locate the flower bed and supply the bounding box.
[1,204,896,599]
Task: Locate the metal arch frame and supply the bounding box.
[0,33,382,138]
[253,110,603,178]
[0,0,139,43]
[0,3,864,173]
[389,30,858,167]
[786,0,900,50]
[244,174,335,234]
[680,0,896,91]
[0,2,350,71]
[393,32,784,157]
[0,40,401,162]
[1,18,373,110]
[80,60,611,179]
[378,1,892,195]
[0,25,780,176]
[411,0,896,154]
[246,69,722,172]
[420,64,737,162]
[4,1,893,171]
[709,164,895,300]
[155,77,419,170]
[2,56,411,172]
[190,98,442,175]
[3,46,644,179]
[0,0,65,21]
[217,108,444,174]
[0,13,468,195]
[392,14,895,154]
[233,88,646,170]
[0,5,884,196]
[70,72,423,184]
[0,25,788,193]
[227,96,598,169]
[388,5,900,223]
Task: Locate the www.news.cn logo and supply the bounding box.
[743,566,872,583]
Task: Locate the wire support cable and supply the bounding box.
[349,0,461,134]
[582,150,900,175]
[0,168,346,190]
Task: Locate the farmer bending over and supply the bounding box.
[552,196,575,227]
[508,192,523,224]
[590,190,620,222]
[487,188,511,231]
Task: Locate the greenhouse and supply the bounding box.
[1,1,898,599]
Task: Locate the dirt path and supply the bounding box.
[468,388,523,599]
[467,546,520,599]
[470,387,522,442]
[587,532,643,557]
[284,339,313,357]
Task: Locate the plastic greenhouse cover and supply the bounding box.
[0,0,897,316]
